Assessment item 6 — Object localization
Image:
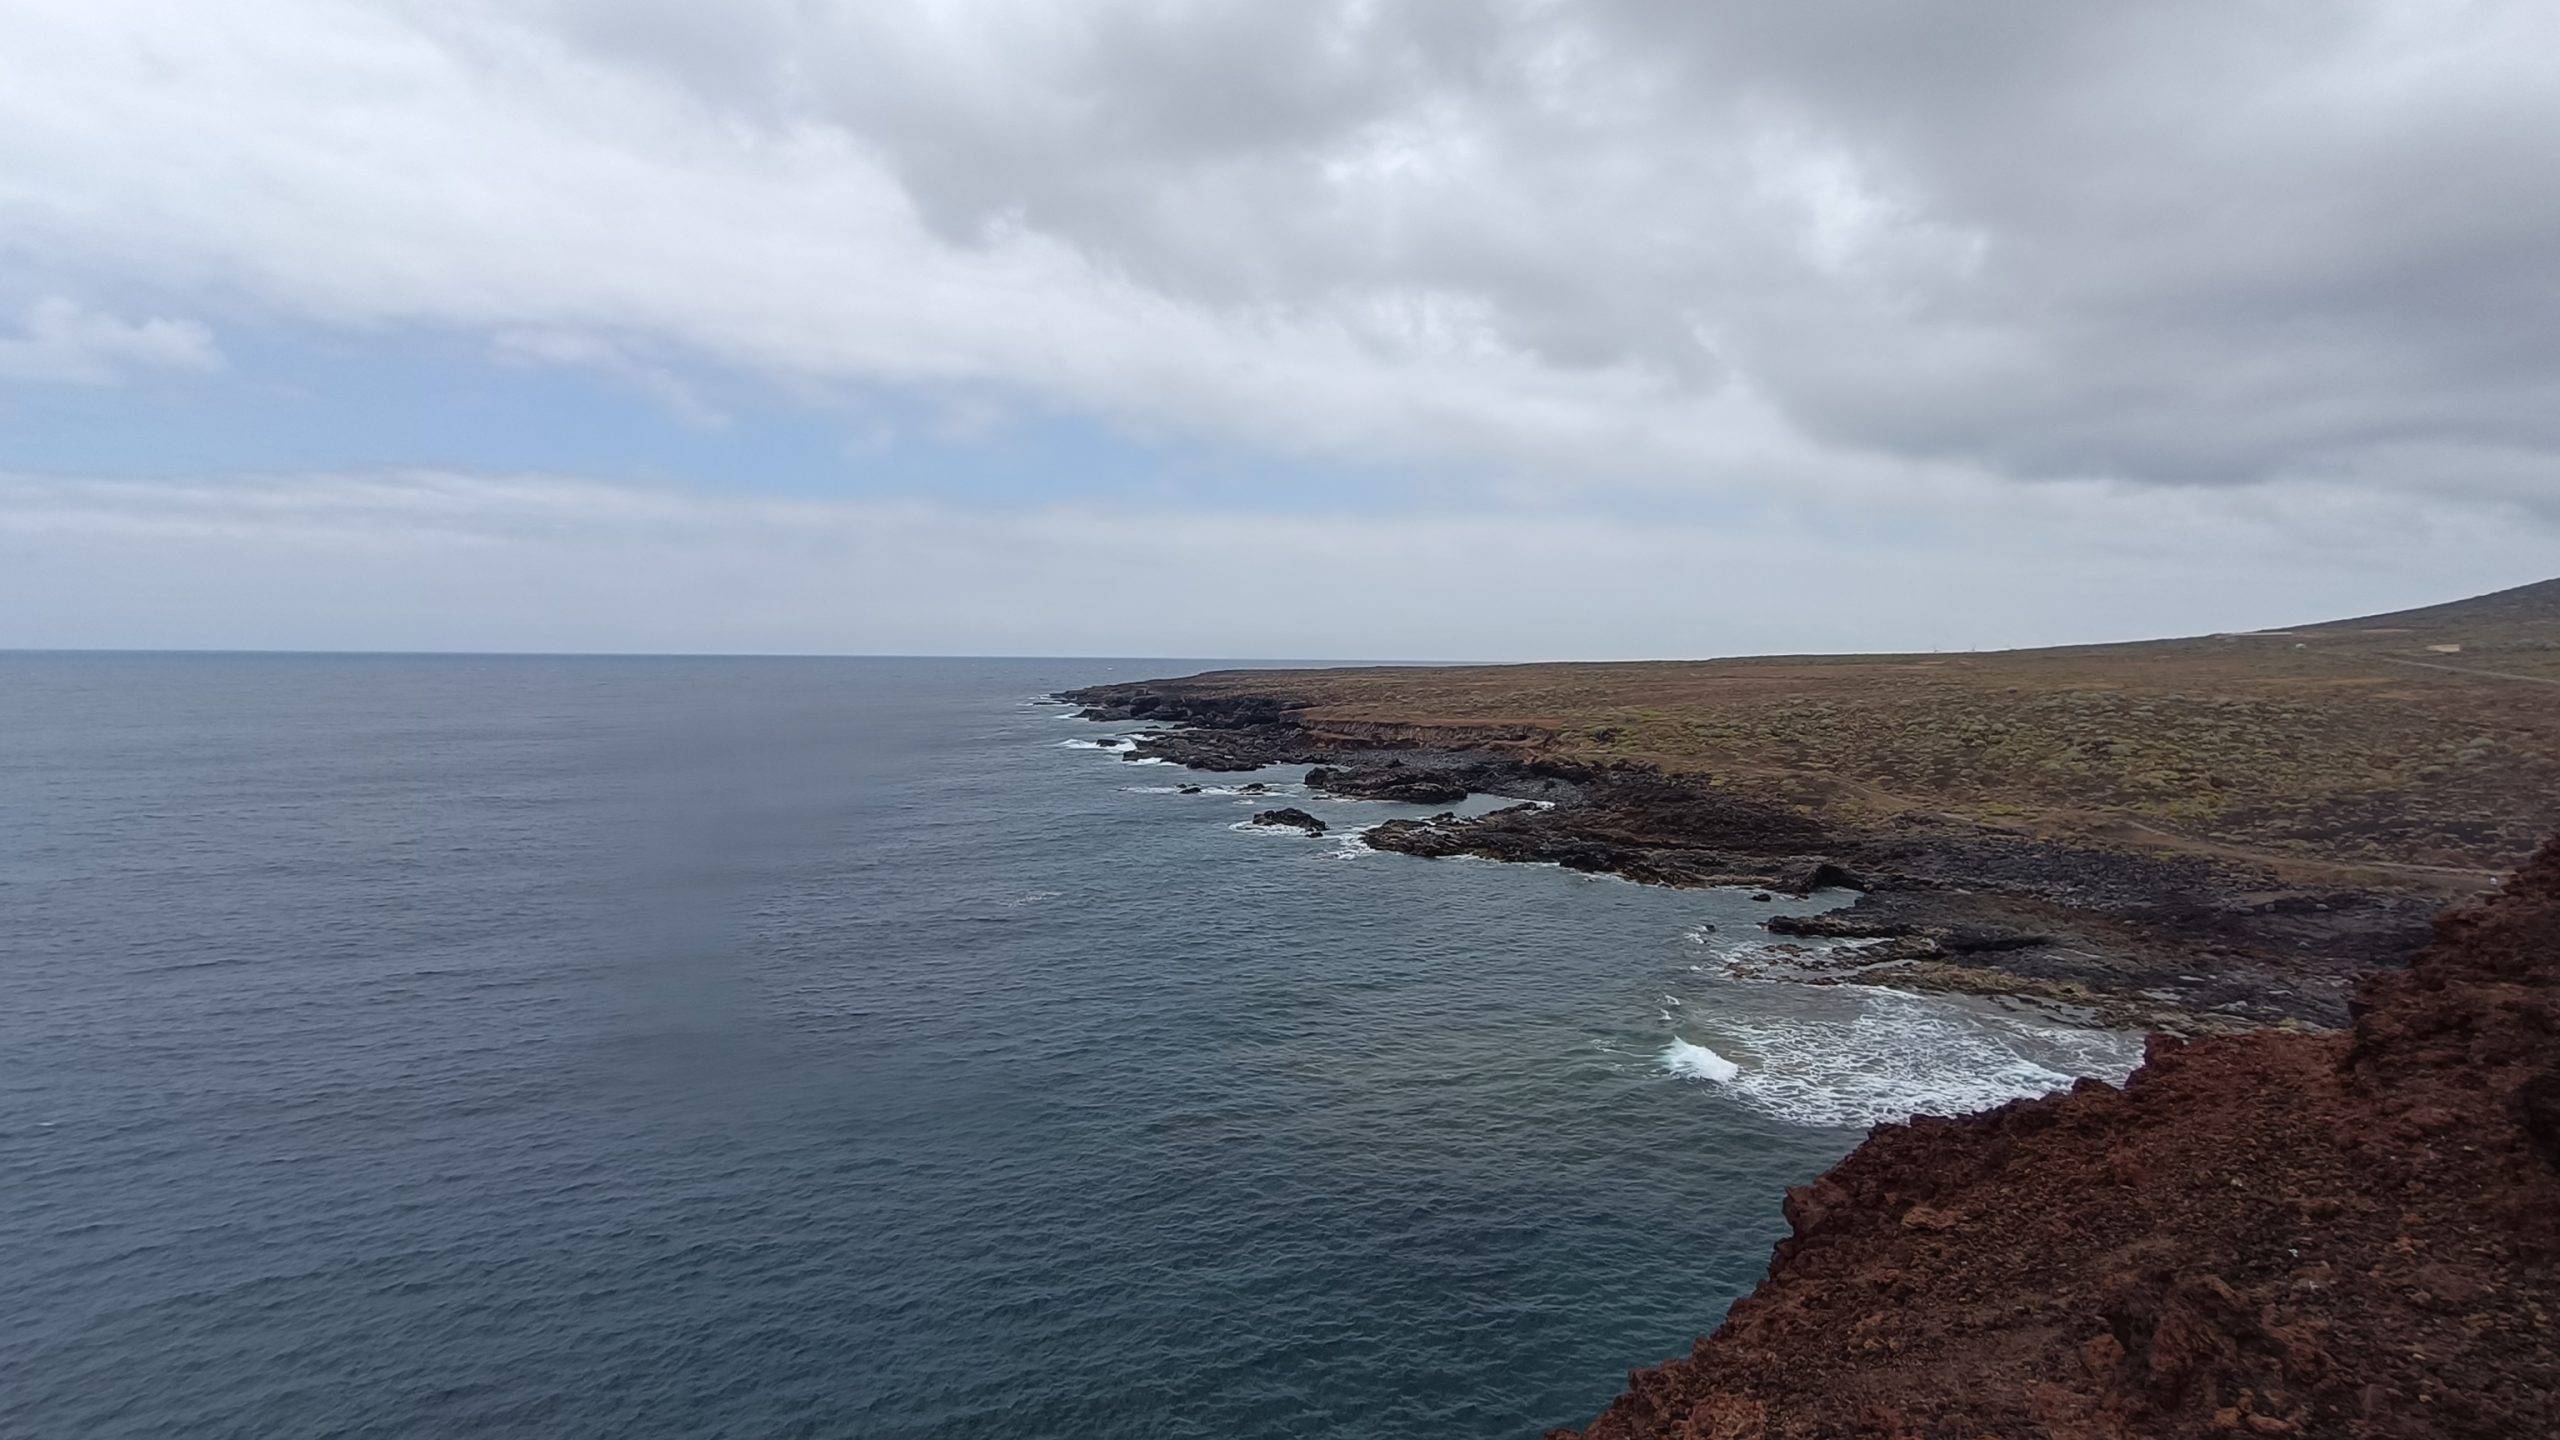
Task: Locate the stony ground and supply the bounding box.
[1089,578,2560,881]
[1067,582,2560,1434]
[1546,836,2560,1439]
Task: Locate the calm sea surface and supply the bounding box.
[1,655,2137,1438]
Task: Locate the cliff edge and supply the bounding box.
[1551,836,2560,1439]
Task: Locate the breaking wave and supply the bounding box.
[1666,988,2140,1129]
[1661,1037,1740,1083]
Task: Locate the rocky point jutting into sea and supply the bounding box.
[1062,579,2560,1039]
[1059,579,2560,1436]
[1054,687,2416,1038]
[1544,835,2560,1439]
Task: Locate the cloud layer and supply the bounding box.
[0,298,222,386]
[0,3,2553,652]
[4,470,2549,658]
[10,3,2560,491]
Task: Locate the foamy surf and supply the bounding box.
[1663,989,2140,1129]
[1661,1037,1740,1083]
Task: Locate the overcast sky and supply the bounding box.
[2,1,2555,658]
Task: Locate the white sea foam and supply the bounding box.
[1445,853,1568,871]
[1219,817,1378,856]
[1703,936,1871,975]
[1666,988,2141,1129]
[1325,823,1381,860]
[1661,1037,1740,1082]
[1227,819,1315,838]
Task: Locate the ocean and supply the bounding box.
[1,654,2138,1437]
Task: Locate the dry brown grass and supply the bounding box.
[1151,580,2560,874]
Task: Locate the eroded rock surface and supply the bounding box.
[1248,807,1326,835]
[1061,676,2434,1030]
[1550,838,2560,1440]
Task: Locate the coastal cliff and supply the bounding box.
[1060,668,2560,1431]
[1550,836,2560,1438]
[1064,584,2560,1433]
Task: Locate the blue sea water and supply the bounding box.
[0,654,2139,1438]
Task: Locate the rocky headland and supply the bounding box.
[1061,582,2560,1034]
[1059,583,2560,1436]
[1060,681,2429,1035]
[1549,836,2560,1438]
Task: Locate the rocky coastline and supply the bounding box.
[1061,645,2555,1436]
[1059,680,2440,1035]
[1549,837,2560,1438]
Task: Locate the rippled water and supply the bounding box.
[2,654,2138,1438]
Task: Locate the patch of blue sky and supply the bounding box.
[0,320,1411,512]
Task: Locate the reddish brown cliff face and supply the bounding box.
[1554,838,2560,1440]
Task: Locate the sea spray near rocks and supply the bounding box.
[1660,1037,1739,1083]
[1556,837,2560,1439]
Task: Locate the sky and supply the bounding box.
[1,1,2555,659]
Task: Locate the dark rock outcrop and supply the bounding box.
[1360,797,1860,895]
[1303,764,1470,805]
[1055,677,2442,1030]
[1249,807,1327,835]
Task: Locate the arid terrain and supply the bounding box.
[1091,578,2560,877]
[1065,579,2560,1034]
[1550,837,2560,1439]
[1065,579,2560,1437]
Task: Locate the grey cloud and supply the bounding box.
[8,1,2556,511]
[496,0,2560,488]
[5,469,2552,658]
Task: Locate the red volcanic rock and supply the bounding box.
[1552,838,2560,1440]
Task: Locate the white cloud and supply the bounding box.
[0,4,2552,652]
[2,2,2555,499]
[2,470,2549,658]
[0,297,222,386]
[493,329,730,428]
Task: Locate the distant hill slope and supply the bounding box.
[2298,575,2560,635]
[1104,579,2560,873]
